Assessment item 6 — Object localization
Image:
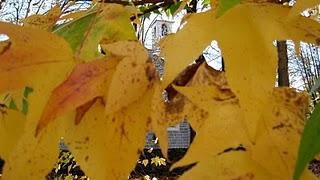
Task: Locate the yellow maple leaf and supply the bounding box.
[151,156,166,166]
[142,159,149,166]
[23,5,61,30]
[0,22,74,94]
[160,1,320,143]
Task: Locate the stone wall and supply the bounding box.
[145,121,191,149]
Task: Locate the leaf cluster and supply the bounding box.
[0,0,319,179]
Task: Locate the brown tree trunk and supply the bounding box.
[277,41,289,87]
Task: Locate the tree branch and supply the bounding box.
[76,0,178,21]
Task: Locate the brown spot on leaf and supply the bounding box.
[200,110,209,119]
[231,173,254,180]
[145,61,156,82]
[316,38,320,45]
[217,145,246,155]
[75,97,102,125]
[147,116,152,127]
[284,89,297,99]
[165,97,185,114]
[85,136,90,142]
[165,56,205,101]
[120,122,129,141]
[137,149,142,155]
[0,41,11,56]
[272,122,285,130]
[295,96,305,107]
[85,156,89,162]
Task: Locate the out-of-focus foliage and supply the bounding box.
[0,0,319,179]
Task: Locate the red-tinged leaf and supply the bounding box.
[36,59,118,136]
[0,22,74,93]
[75,97,103,125]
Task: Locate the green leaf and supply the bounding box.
[54,4,137,61]
[202,0,211,6]
[168,2,183,16]
[54,12,97,52]
[154,9,161,14]
[23,86,33,98]
[21,98,28,115]
[21,87,33,114]
[139,6,148,12]
[294,103,320,180]
[8,99,17,110]
[216,0,241,18]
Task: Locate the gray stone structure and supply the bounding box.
[145,121,191,149]
[145,20,191,149]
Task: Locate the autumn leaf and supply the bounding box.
[23,5,61,30]
[59,10,88,22]
[180,151,274,179]
[36,59,119,136]
[142,159,149,166]
[172,64,315,179]
[172,64,249,168]
[102,41,157,114]
[0,109,26,159]
[151,156,166,166]
[0,22,74,93]
[63,89,154,179]
[160,1,320,142]
[1,1,319,179]
[289,0,319,18]
[251,88,313,178]
[150,81,207,157]
[2,79,74,179]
